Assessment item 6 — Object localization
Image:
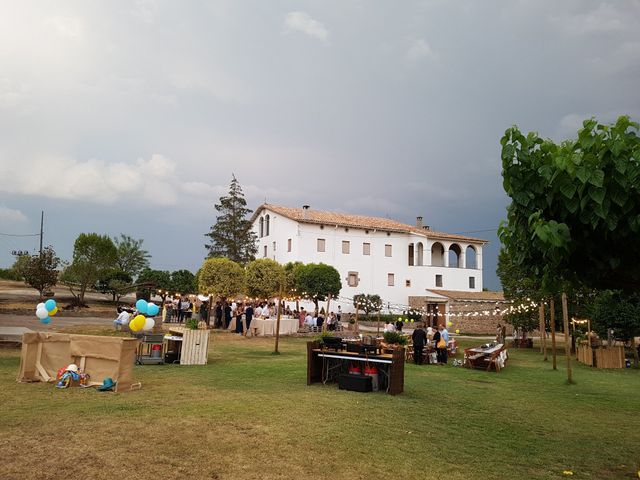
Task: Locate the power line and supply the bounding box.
[0,232,40,237]
[453,227,498,235]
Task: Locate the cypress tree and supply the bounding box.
[205,175,257,264]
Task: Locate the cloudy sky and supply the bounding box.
[0,0,639,290]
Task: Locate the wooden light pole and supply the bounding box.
[539,302,547,360]
[376,309,381,336]
[562,292,573,383]
[550,297,557,370]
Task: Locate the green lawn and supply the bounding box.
[0,331,638,479]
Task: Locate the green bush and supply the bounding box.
[0,268,21,281]
[383,331,408,345]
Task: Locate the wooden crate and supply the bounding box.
[594,346,625,369]
[180,329,210,365]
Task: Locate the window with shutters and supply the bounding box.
[363,242,371,255]
[342,241,350,254]
[385,244,392,257]
[347,272,359,287]
[317,238,325,252]
[388,273,395,286]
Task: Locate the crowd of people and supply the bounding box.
[408,323,454,366]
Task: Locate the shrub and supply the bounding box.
[383,331,408,345]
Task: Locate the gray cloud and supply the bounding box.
[0,0,638,290]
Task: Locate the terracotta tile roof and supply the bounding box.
[252,204,487,244]
[427,289,506,302]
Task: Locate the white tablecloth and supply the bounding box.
[228,317,299,336]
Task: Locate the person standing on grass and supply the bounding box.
[215,301,223,328]
[224,302,232,329]
[411,323,427,365]
[436,324,449,365]
[244,303,254,337]
[235,303,245,334]
[298,308,306,328]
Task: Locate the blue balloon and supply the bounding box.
[147,303,159,316]
[40,316,51,324]
[136,299,148,314]
[44,299,56,312]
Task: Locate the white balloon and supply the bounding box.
[36,302,45,310]
[36,307,49,319]
[143,317,155,331]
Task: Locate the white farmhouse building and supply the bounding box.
[250,204,487,315]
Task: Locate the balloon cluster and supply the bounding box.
[129,299,160,332]
[35,299,58,324]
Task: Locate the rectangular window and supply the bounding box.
[347,271,359,287]
[273,241,276,252]
[263,245,267,258]
[385,244,392,257]
[405,279,411,287]
[469,277,476,289]
[342,240,350,254]
[287,238,292,252]
[363,242,371,255]
[435,274,443,287]
[317,238,326,252]
[388,273,395,286]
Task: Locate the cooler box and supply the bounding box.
[338,373,372,393]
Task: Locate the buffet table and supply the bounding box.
[228,317,298,336]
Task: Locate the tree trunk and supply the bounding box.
[355,308,359,334]
[377,310,381,336]
[274,288,283,354]
[550,297,557,370]
[561,292,573,384]
[324,294,331,332]
[539,302,545,356]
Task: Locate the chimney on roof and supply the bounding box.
[416,216,423,228]
[423,225,430,231]
[302,205,310,219]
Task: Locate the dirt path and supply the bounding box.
[0,313,113,331]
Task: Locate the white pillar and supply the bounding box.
[444,248,450,268]
[460,247,466,269]
[476,248,483,270]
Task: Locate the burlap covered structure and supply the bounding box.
[17,332,139,392]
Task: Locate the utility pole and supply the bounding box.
[39,210,44,256]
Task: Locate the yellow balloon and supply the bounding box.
[49,306,58,316]
[130,314,145,332]
[455,329,460,334]
[447,321,453,327]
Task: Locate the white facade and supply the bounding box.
[251,206,485,312]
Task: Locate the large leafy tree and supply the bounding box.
[499,116,640,376]
[96,269,134,303]
[205,175,257,265]
[21,246,61,300]
[171,269,197,294]
[296,263,341,311]
[198,257,245,301]
[62,233,117,305]
[11,254,30,281]
[245,259,285,300]
[353,293,383,316]
[136,268,172,302]
[499,116,640,293]
[113,234,151,280]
